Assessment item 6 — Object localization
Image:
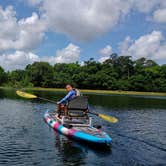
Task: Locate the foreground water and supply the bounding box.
[0,89,166,166]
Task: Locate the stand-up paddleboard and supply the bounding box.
[44,110,112,146]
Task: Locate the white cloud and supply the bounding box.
[99,45,113,62]
[41,43,81,64]
[34,0,166,41]
[0,51,40,71]
[0,6,46,51]
[119,31,166,60]
[0,6,18,39]
[19,12,39,25]
[54,43,80,63]
[0,43,80,71]
[100,45,112,56]
[0,1,165,52]
[133,0,159,13]
[40,0,132,41]
[98,56,109,63]
[118,36,133,55]
[1,1,166,71]
[132,0,166,23]
[153,8,166,23]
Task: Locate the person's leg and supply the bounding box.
[57,104,68,117]
[57,104,63,118]
[64,106,68,116]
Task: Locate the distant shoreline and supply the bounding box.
[1,87,166,97]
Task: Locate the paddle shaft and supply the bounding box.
[38,97,57,104]
[88,111,99,116]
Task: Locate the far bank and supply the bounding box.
[1,87,166,97]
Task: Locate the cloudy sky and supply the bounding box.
[0,0,166,70]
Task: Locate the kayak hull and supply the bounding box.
[44,110,112,146]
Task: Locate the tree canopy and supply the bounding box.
[0,54,166,92]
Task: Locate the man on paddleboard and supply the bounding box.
[57,84,80,117]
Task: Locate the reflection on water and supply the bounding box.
[53,131,112,166]
[54,131,86,166]
[0,89,166,166]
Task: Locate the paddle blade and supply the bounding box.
[98,114,118,123]
[16,90,37,99]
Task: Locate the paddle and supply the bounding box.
[16,90,118,123]
[16,90,57,104]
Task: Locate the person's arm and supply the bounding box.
[58,91,75,104]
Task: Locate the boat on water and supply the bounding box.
[44,96,112,146]
[15,90,114,147]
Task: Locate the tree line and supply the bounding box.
[0,54,166,92]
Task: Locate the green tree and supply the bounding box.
[26,62,54,87]
[1,54,165,92]
[0,66,7,85]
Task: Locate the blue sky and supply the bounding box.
[0,0,166,70]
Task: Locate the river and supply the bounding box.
[0,89,166,166]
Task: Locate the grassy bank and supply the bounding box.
[1,86,166,97]
[1,87,165,97]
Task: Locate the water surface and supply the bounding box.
[0,89,166,166]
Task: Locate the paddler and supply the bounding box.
[57,84,80,118]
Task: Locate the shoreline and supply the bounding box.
[1,87,166,97]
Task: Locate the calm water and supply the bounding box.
[0,89,166,166]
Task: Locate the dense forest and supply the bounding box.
[0,54,166,92]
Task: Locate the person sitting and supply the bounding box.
[57,84,80,118]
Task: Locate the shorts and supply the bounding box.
[60,101,68,106]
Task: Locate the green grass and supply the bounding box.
[21,87,166,96]
[1,86,166,96]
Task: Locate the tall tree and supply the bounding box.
[26,62,54,87]
[0,66,7,85]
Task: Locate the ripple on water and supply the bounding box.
[0,93,166,166]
